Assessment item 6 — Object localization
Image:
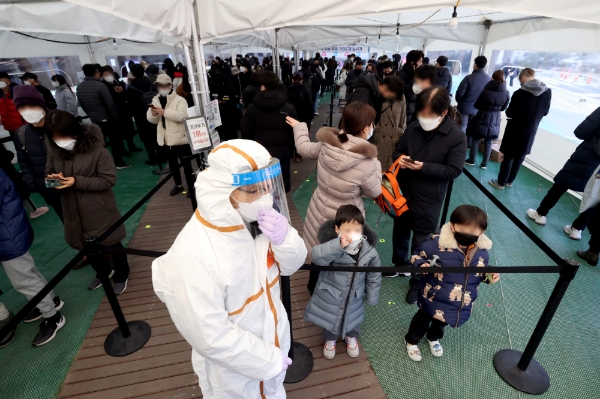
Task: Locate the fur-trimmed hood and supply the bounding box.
[438,222,492,250]
[316,127,378,159]
[47,124,104,160]
[317,219,378,248]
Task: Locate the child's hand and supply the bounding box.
[340,234,352,248]
[420,262,430,268]
[491,273,500,284]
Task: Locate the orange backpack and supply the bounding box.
[374,157,409,218]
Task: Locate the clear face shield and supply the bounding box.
[229,159,291,224]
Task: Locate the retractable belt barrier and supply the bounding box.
[0,162,581,395]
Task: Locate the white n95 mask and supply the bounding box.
[412,83,422,95]
[51,81,60,88]
[103,75,115,83]
[234,193,274,223]
[418,115,442,132]
[20,109,45,124]
[0,82,6,89]
[365,126,374,141]
[54,138,77,151]
[343,232,365,255]
[159,89,171,97]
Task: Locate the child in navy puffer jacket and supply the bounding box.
[404,205,499,362]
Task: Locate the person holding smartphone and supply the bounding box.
[389,87,466,304]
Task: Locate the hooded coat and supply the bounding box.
[553,107,600,192]
[347,73,382,122]
[293,124,382,257]
[0,168,33,262]
[435,67,453,95]
[304,220,381,337]
[54,84,78,117]
[240,90,297,192]
[413,223,492,328]
[466,80,510,140]
[392,117,467,233]
[152,140,307,399]
[455,68,491,116]
[0,83,24,132]
[45,125,125,250]
[500,80,552,156]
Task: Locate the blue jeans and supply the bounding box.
[313,97,319,113]
[460,113,475,134]
[467,137,493,166]
[497,152,527,186]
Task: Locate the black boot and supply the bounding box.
[577,249,598,266]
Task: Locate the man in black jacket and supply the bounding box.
[287,72,313,130]
[405,65,436,125]
[345,60,364,96]
[347,74,403,124]
[434,56,453,96]
[78,64,129,168]
[19,72,56,110]
[398,50,424,88]
[490,68,552,190]
[240,71,297,192]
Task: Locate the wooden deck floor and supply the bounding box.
[58,117,386,398]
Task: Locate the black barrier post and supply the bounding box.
[281,275,313,383]
[493,259,580,395]
[329,85,336,127]
[440,179,454,225]
[85,237,151,356]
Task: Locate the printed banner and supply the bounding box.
[184,116,214,154]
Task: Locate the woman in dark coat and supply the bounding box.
[209,72,240,142]
[240,72,297,192]
[465,70,510,168]
[527,107,600,239]
[44,110,129,294]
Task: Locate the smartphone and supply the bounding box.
[403,157,416,164]
[45,179,63,188]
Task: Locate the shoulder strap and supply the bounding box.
[17,125,27,151]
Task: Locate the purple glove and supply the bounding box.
[258,209,289,245]
[279,355,293,375]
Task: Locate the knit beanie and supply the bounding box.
[13,85,46,109]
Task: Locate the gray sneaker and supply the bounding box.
[113,280,128,295]
[87,270,114,290]
[489,179,505,190]
[0,311,18,348]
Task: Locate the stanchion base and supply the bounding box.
[104,321,151,357]
[284,342,313,384]
[494,349,550,395]
[152,167,170,175]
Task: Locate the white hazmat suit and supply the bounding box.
[152,140,307,398]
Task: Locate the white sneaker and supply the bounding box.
[405,340,422,362]
[323,340,336,360]
[526,209,547,225]
[346,336,360,358]
[428,340,444,357]
[30,206,49,219]
[564,225,582,240]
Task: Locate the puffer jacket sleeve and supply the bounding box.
[365,251,382,306]
[14,130,35,191]
[100,83,119,121]
[65,90,78,117]
[271,225,308,276]
[293,123,321,159]
[360,159,382,198]
[420,134,466,181]
[574,107,600,141]
[146,96,160,125]
[74,148,117,191]
[311,238,345,266]
[164,97,188,122]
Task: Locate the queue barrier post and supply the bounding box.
[440,179,454,225]
[493,259,580,395]
[85,237,151,357]
[281,275,314,383]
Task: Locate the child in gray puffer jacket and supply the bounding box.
[304,204,382,360]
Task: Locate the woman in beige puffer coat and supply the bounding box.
[287,102,382,293]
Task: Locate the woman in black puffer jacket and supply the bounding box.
[466,70,510,168]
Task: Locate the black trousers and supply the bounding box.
[167,144,195,188]
[405,308,447,345]
[97,120,125,164]
[96,242,130,283]
[118,115,137,147]
[537,183,596,230]
[497,152,527,186]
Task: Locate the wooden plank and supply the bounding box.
[75,332,185,360]
[142,384,203,399]
[286,373,381,399]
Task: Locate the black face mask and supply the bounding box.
[454,231,479,247]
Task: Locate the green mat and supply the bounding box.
[292,158,600,399]
[0,136,160,399]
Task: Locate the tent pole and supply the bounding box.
[275,28,281,80]
[83,36,96,64]
[182,41,202,116]
[191,1,210,110]
[480,20,492,58]
[294,46,300,73]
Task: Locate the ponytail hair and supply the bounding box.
[415,86,462,127]
[339,102,376,143]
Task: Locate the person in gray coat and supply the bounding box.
[51,75,78,118]
[304,205,382,360]
[455,56,491,133]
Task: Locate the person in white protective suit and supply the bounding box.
[152,139,307,399]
